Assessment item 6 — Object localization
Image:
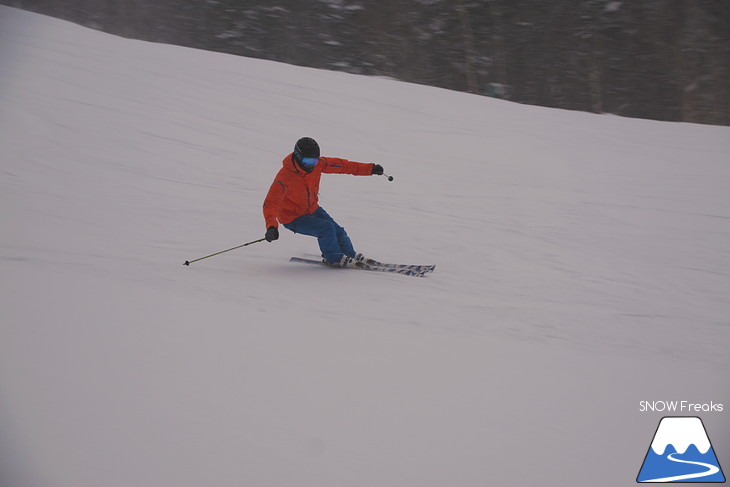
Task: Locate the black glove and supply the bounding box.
[372,164,384,175]
[265,226,279,242]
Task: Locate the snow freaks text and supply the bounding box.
[639,401,724,413]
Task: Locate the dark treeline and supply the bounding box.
[4,0,729,125]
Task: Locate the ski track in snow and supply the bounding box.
[1,6,729,487]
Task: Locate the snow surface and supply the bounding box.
[1,6,729,487]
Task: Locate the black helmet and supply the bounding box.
[293,137,320,162]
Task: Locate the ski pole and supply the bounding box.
[382,173,394,182]
[183,238,266,266]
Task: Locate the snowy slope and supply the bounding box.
[1,6,729,487]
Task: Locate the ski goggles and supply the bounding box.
[300,156,320,167]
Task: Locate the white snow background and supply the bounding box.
[1,6,729,487]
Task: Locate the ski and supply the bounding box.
[355,261,432,277]
[356,256,436,274]
[289,257,434,277]
[302,253,436,274]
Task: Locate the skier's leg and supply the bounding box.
[283,211,344,263]
[313,207,356,258]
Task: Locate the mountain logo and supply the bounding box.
[637,416,725,483]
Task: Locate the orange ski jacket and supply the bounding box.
[263,153,374,229]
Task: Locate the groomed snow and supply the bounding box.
[1,6,728,487]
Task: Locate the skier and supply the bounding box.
[263,137,384,266]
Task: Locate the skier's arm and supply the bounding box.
[263,179,285,229]
[320,157,375,176]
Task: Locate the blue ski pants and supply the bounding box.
[283,207,356,264]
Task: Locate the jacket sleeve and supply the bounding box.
[321,157,374,176]
[263,179,285,228]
